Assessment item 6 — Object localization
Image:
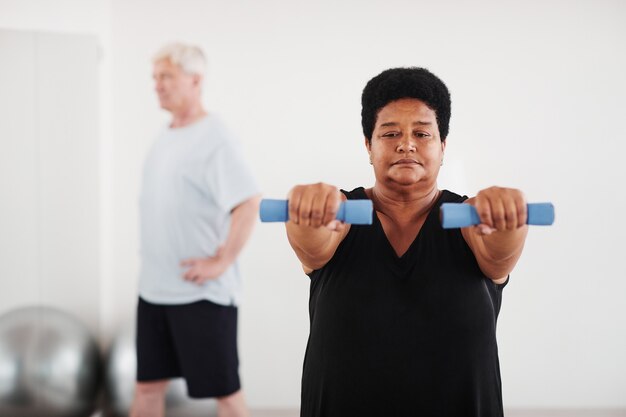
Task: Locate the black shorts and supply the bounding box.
[136,297,240,398]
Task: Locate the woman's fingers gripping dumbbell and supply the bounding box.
[473,186,528,234]
[287,183,343,228]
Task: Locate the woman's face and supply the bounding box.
[366,98,445,190]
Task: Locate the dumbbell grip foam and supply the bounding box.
[440,202,555,229]
[260,199,373,224]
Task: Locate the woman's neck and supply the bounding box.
[367,182,441,223]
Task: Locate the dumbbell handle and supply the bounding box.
[260,199,373,224]
[440,202,555,229]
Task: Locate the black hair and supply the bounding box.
[361,67,451,142]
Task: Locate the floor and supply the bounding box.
[505,411,626,417]
[249,410,626,417]
[92,408,626,417]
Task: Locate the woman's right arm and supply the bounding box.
[285,183,351,272]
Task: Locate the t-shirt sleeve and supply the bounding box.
[205,141,260,212]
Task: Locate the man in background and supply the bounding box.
[131,42,260,417]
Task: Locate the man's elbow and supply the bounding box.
[232,194,262,215]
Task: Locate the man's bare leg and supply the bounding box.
[130,380,169,417]
[216,389,249,417]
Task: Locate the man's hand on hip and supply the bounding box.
[180,247,228,285]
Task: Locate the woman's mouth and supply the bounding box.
[393,159,419,165]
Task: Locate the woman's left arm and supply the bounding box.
[461,186,529,283]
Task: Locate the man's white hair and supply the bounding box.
[153,42,206,76]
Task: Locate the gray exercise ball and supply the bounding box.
[104,323,217,417]
[0,305,102,417]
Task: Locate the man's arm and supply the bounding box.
[181,194,262,284]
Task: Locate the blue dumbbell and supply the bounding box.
[260,199,373,224]
[440,203,555,229]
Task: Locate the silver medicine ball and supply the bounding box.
[0,305,102,417]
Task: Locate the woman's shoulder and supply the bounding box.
[340,187,368,200]
[440,189,468,204]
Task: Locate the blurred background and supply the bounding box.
[0,0,625,415]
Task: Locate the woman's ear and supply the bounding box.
[364,138,372,164]
[440,140,446,166]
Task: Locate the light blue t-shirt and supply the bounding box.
[138,115,259,306]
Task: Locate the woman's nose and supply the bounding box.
[396,135,416,152]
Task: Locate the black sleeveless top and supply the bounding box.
[301,188,507,417]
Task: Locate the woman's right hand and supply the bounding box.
[285,183,351,271]
[287,183,346,231]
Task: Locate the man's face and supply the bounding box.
[152,59,200,112]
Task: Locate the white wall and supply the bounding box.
[0,0,114,339]
[2,0,626,410]
[0,29,100,334]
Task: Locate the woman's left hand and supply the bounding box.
[471,186,527,235]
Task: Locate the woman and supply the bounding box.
[286,67,528,417]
